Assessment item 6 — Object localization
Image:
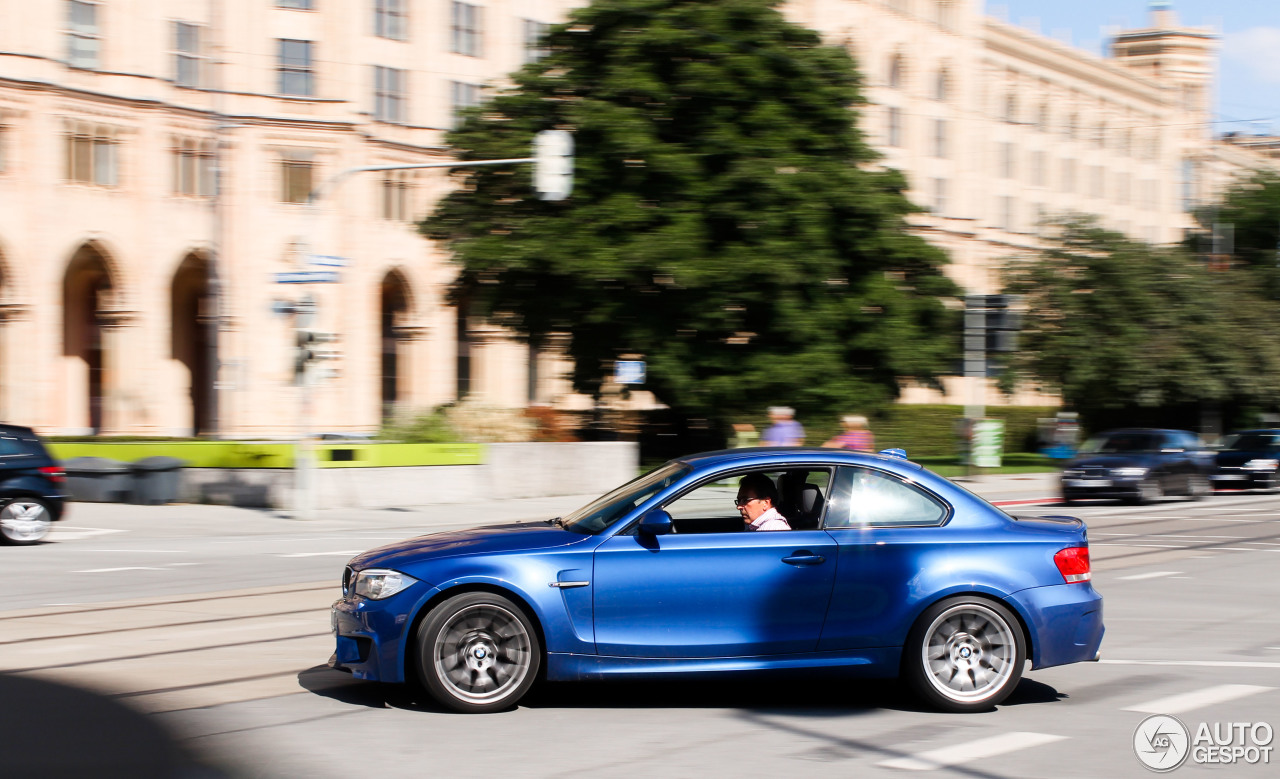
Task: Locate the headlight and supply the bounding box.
[352,569,418,600]
[1112,467,1148,478]
[1062,469,1083,477]
[1244,459,1279,471]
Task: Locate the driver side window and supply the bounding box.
[662,468,832,534]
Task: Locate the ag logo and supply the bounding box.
[1134,714,1191,772]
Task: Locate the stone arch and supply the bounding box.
[379,267,417,420]
[171,251,213,435]
[62,241,123,433]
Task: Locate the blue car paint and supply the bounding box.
[331,448,1103,688]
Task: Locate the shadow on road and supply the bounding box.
[295,664,1065,717]
[0,672,242,778]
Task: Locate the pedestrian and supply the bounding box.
[761,406,805,446]
[823,414,875,452]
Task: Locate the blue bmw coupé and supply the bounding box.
[331,448,1103,713]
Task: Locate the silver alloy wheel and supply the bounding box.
[0,500,52,544]
[433,602,533,705]
[920,602,1017,704]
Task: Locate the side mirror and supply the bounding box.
[638,509,673,536]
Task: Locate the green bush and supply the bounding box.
[379,407,457,443]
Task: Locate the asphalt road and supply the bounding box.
[1,485,1277,777]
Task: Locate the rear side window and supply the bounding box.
[0,431,47,458]
[825,466,949,528]
[0,436,29,457]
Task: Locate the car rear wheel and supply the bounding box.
[1186,474,1211,500]
[0,498,52,545]
[904,597,1026,713]
[416,591,541,714]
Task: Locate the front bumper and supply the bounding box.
[1061,477,1143,501]
[330,587,429,684]
[1210,468,1277,490]
[1011,582,1104,670]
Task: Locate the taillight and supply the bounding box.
[39,466,65,484]
[1054,546,1091,583]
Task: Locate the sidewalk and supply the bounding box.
[950,471,1061,506]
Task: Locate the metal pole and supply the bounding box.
[206,0,225,438]
[963,295,988,478]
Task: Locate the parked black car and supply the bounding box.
[1210,429,1280,492]
[1060,428,1214,505]
[0,425,67,545]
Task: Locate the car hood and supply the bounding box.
[349,522,590,571]
[1065,454,1155,470]
[1216,450,1279,467]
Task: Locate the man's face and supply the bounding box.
[736,490,771,523]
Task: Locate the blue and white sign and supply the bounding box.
[614,360,646,385]
[308,255,350,267]
[275,270,340,284]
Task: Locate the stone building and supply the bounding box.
[0,1,1275,435]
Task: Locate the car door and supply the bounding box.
[817,465,954,651]
[591,468,838,658]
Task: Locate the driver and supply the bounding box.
[735,473,791,531]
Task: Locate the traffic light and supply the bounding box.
[294,327,340,384]
[533,129,573,201]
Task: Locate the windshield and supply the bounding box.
[1079,432,1157,454]
[1220,432,1280,452]
[559,462,691,534]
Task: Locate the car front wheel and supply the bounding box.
[905,597,1026,713]
[0,498,53,545]
[416,591,541,714]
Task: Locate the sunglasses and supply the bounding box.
[734,496,763,507]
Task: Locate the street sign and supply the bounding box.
[307,255,349,267]
[275,270,340,284]
[614,360,646,385]
[534,130,574,201]
[971,419,1005,469]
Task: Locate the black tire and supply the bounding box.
[1186,474,1211,501]
[903,596,1026,713]
[415,591,541,713]
[1061,495,1076,507]
[1132,476,1163,505]
[0,497,53,545]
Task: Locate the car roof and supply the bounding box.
[673,447,923,471]
[0,424,38,437]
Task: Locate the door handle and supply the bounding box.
[782,553,825,566]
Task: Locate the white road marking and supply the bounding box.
[48,527,127,540]
[1103,660,1280,669]
[1093,543,1188,548]
[1123,684,1274,714]
[276,551,362,558]
[71,566,168,573]
[1117,571,1181,581]
[878,732,1067,771]
[166,562,200,567]
[71,549,191,553]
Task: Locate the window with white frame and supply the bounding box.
[374,66,407,123]
[933,69,948,101]
[450,81,482,126]
[887,107,903,147]
[67,1,101,69]
[887,54,903,89]
[380,171,411,220]
[999,142,1015,179]
[278,39,315,96]
[1030,150,1046,187]
[451,2,482,57]
[173,21,205,88]
[523,19,551,64]
[931,177,948,216]
[375,0,408,41]
[281,152,314,203]
[1003,94,1017,124]
[65,123,118,186]
[1036,103,1049,132]
[932,118,947,158]
[173,137,216,197]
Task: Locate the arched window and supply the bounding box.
[888,54,904,89]
[1003,94,1018,124]
[933,69,949,101]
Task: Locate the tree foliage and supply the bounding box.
[422,0,958,433]
[1005,218,1280,431]
[1193,170,1280,298]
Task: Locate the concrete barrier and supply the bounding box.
[178,442,639,509]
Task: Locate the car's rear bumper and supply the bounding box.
[1011,583,1104,670]
[1062,482,1142,501]
[1209,470,1277,490]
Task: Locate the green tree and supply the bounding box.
[1192,171,1280,300]
[1005,218,1280,431]
[422,0,958,436]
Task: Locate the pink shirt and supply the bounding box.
[747,507,791,532]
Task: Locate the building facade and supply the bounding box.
[0,1,1275,435]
